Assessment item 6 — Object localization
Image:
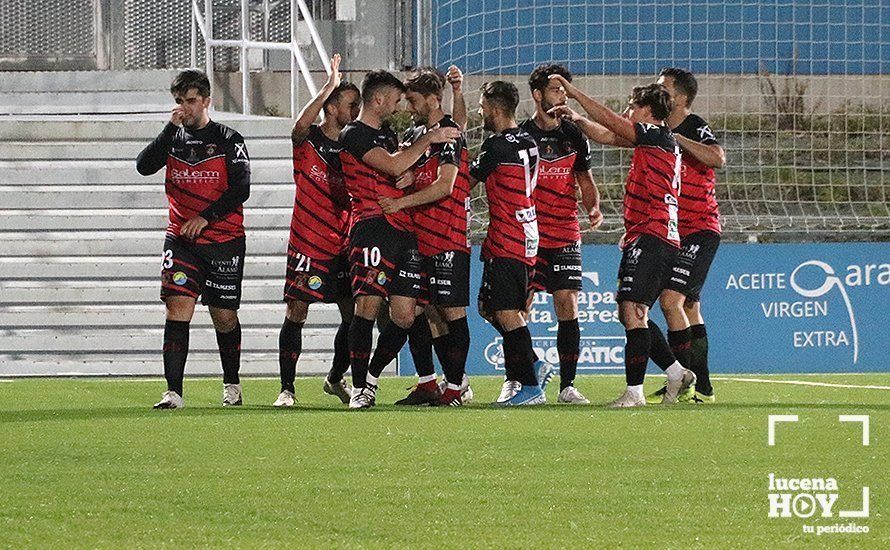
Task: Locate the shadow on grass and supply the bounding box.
[2,401,888,424]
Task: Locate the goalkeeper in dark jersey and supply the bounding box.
[136,70,250,409]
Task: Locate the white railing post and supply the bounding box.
[294,0,331,75]
[204,0,214,112]
[191,0,329,117]
[190,8,197,68]
[240,0,250,115]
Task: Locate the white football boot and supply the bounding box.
[662,369,697,404]
[496,379,521,403]
[153,390,184,409]
[272,389,295,407]
[557,386,591,404]
[222,383,243,406]
[607,388,646,408]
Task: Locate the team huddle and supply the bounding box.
[136,56,724,409]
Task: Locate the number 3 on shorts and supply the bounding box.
[162,249,173,269]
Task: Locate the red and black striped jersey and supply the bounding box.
[290,124,350,259]
[624,122,681,248]
[402,116,470,256]
[339,121,412,233]
[673,114,722,237]
[470,127,540,266]
[136,121,251,245]
[519,117,591,248]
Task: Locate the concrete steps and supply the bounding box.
[0,109,370,378]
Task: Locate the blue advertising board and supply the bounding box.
[398,242,890,376]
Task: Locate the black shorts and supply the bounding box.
[531,242,583,294]
[479,256,534,315]
[283,244,350,304]
[161,236,245,310]
[423,250,470,308]
[662,230,721,302]
[616,233,678,307]
[349,217,422,299]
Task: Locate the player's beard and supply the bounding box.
[541,99,564,117]
[482,113,497,132]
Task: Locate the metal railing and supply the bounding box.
[190,0,331,116]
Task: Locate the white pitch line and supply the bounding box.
[713,377,890,391]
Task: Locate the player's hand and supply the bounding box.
[547,104,581,121]
[379,197,403,214]
[325,53,342,90]
[181,216,209,240]
[588,205,604,230]
[548,74,578,98]
[170,106,185,127]
[618,232,627,249]
[425,126,461,145]
[395,171,414,189]
[446,65,463,93]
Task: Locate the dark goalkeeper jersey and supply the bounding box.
[136,120,251,245]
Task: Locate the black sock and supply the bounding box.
[668,328,693,371]
[492,320,518,381]
[432,334,451,376]
[625,327,650,386]
[647,320,675,371]
[349,317,375,388]
[691,323,712,395]
[278,318,303,393]
[503,326,538,387]
[557,319,580,389]
[367,320,408,378]
[216,321,241,385]
[408,314,435,378]
[327,320,351,383]
[163,319,190,396]
[444,317,470,385]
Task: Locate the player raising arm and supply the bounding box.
[274,54,362,407]
[549,74,696,407]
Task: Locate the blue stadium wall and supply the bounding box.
[399,243,890,375]
[433,0,889,75]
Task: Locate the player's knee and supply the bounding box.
[390,309,415,329]
[553,290,579,320]
[659,290,685,314]
[164,296,195,321]
[285,300,309,323]
[209,308,238,332]
[618,301,647,329]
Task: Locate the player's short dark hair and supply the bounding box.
[361,70,407,103]
[528,63,572,92]
[323,81,360,111]
[629,83,673,121]
[405,67,446,98]
[171,69,211,98]
[480,80,520,116]
[659,67,698,106]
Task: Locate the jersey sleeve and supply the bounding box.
[341,124,380,161]
[691,115,719,145]
[568,122,593,171]
[469,138,501,182]
[200,130,251,220]
[135,122,179,176]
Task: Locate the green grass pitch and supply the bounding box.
[1,374,887,548]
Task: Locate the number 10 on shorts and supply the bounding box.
[363,246,381,267]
